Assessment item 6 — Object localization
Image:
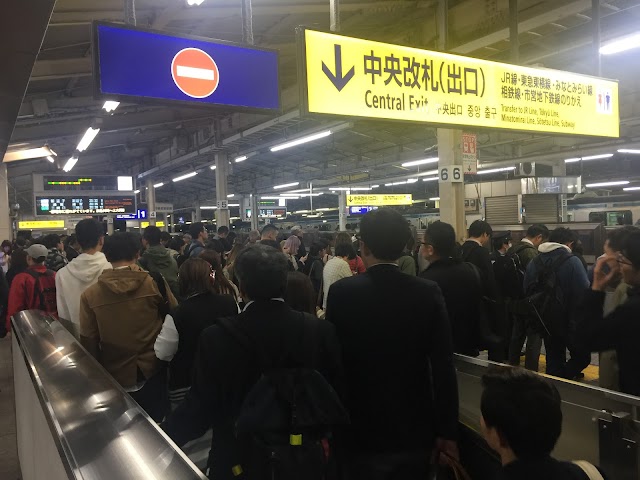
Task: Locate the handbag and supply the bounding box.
[428,452,472,480]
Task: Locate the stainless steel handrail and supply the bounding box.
[12,310,207,480]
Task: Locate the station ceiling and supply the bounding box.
[6,0,640,215]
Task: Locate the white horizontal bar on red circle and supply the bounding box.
[176,65,215,80]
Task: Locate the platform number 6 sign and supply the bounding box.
[439,166,463,183]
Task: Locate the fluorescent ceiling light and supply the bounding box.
[401,157,439,167]
[187,0,205,5]
[210,165,216,170]
[329,187,352,191]
[385,181,408,186]
[618,149,640,154]
[565,153,614,163]
[46,156,55,163]
[285,189,311,193]
[274,182,300,189]
[350,187,372,191]
[228,203,240,207]
[477,166,516,175]
[154,182,165,188]
[200,206,217,210]
[294,210,310,214]
[172,172,198,182]
[371,185,380,188]
[585,180,629,188]
[623,186,640,191]
[407,178,418,183]
[600,33,640,55]
[260,196,287,200]
[429,197,441,201]
[117,176,133,191]
[134,190,141,194]
[564,158,582,163]
[103,101,120,112]
[227,194,234,198]
[3,145,56,163]
[234,155,248,163]
[76,127,100,152]
[270,131,332,152]
[422,176,439,182]
[62,157,78,172]
[317,208,335,211]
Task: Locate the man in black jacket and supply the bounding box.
[326,209,458,479]
[420,221,483,356]
[579,229,640,396]
[164,244,343,479]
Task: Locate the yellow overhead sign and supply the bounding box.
[301,29,619,137]
[140,221,165,228]
[18,220,65,229]
[347,194,412,206]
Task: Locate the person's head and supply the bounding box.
[335,231,352,247]
[217,226,229,238]
[492,232,512,254]
[1,240,12,254]
[248,230,260,244]
[285,271,317,315]
[422,221,457,262]
[189,222,208,243]
[261,224,278,241]
[605,226,637,256]
[168,236,185,254]
[526,224,550,248]
[60,234,68,245]
[102,232,142,266]
[15,236,27,249]
[283,235,300,255]
[142,226,162,248]
[10,249,28,270]
[618,230,640,286]
[43,234,63,252]
[548,227,575,248]
[291,226,303,239]
[160,231,171,246]
[178,257,215,298]
[25,244,48,266]
[359,209,411,265]
[481,367,562,464]
[335,242,354,260]
[182,233,193,244]
[468,220,493,246]
[309,241,327,258]
[206,238,226,256]
[75,218,105,253]
[234,244,289,301]
[65,234,80,250]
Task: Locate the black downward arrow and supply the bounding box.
[322,44,355,92]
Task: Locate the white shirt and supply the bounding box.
[154,314,178,361]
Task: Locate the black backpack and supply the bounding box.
[25,269,57,315]
[176,243,195,268]
[147,270,171,318]
[523,254,573,338]
[217,314,349,480]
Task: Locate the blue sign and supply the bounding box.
[117,209,147,220]
[349,206,378,215]
[93,23,280,111]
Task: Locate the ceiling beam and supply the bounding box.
[450,0,592,54]
[30,57,92,82]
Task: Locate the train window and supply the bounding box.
[588,210,632,226]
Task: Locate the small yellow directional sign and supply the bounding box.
[18,220,65,229]
[347,194,413,206]
[300,29,619,137]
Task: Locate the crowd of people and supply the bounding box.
[2,210,633,479]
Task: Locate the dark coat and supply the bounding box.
[164,301,343,480]
[508,240,538,270]
[461,240,498,299]
[578,287,640,396]
[420,258,482,356]
[326,264,458,454]
[501,456,606,480]
[168,292,238,392]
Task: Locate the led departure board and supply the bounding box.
[36,196,136,215]
[43,175,133,192]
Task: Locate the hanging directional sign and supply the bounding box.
[347,194,412,207]
[462,133,478,174]
[298,28,619,137]
[94,22,280,112]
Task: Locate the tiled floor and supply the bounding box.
[0,335,20,480]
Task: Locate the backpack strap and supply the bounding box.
[572,461,605,480]
[24,269,52,311]
[148,271,170,318]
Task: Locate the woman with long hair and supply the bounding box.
[283,235,303,271]
[0,240,12,274]
[154,257,238,407]
[224,238,246,285]
[285,271,317,315]
[199,249,240,301]
[335,232,366,275]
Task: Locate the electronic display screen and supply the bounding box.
[36,196,136,215]
[43,175,134,192]
[349,206,378,215]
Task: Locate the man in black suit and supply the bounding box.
[326,209,459,479]
[164,244,344,480]
[420,221,483,357]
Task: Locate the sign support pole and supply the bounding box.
[330,0,340,32]
[592,0,601,77]
[0,164,12,241]
[250,193,259,231]
[339,191,347,231]
[146,179,156,227]
[437,130,466,242]
[215,152,230,228]
[123,0,136,26]
[241,0,254,45]
[509,0,519,63]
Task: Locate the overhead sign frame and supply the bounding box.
[297,27,619,138]
[347,194,413,206]
[93,22,281,114]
